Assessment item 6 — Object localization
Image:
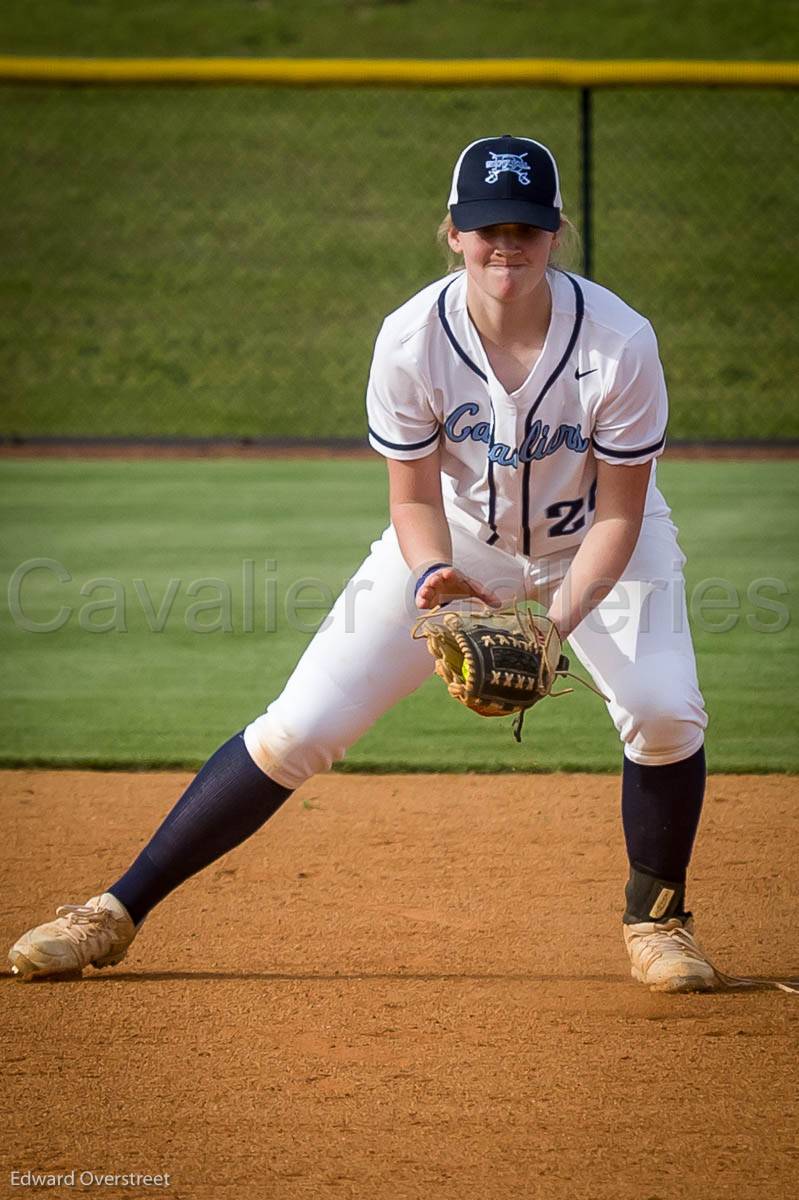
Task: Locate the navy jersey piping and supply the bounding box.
[591,431,666,459]
[521,273,585,555]
[437,278,500,542]
[436,279,488,383]
[368,424,440,453]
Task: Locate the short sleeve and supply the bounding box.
[366,323,440,461]
[591,321,668,465]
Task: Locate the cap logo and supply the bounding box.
[484,151,530,186]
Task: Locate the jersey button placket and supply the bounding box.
[486,379,518,547]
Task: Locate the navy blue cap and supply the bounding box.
[448,135,562,232]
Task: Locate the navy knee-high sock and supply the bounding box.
[621,745,706,924]
[109,732,291,925]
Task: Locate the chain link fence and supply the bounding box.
[2,79,797,443]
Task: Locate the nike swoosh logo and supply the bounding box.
[575,368,598,380]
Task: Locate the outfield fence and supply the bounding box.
[1,59,797,444]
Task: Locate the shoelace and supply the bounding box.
[635,925,709,975]
[55,904,116,945]
[707,960,798,995]
[634,923,798,995]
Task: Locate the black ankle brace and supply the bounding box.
[623,863,690,926]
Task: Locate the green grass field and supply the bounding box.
[1,456,796,773]
[2,0,796,60]
[1,2,797,443]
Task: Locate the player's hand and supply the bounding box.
[415,566,501,611]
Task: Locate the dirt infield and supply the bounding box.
[2,770,797,1200]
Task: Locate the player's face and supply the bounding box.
[448,222,556,303]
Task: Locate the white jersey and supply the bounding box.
[366,267,670,560]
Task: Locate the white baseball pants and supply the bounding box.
[244,516,707,790]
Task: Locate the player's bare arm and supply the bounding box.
[546,459,652,640]
[387,451,500,610]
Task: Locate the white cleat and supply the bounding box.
[8,893,136,981]
[623,915,718,993]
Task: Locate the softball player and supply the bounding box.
[9,134,717,992]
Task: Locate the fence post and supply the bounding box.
[580,86,593,279]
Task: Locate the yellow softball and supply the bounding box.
[461,660,470,681]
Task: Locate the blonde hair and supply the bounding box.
[436,212,581,273]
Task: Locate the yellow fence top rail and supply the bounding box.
[1,56,798,87]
